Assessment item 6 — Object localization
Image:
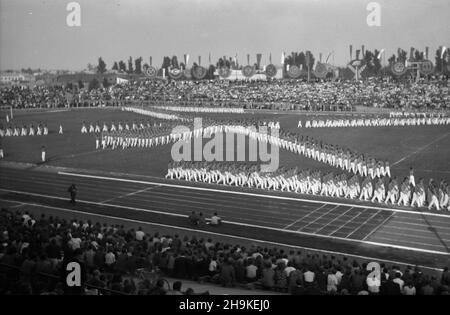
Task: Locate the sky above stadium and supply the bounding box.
[1,0,449,71]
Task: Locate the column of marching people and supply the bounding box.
[166,161,450,211]
[298,114,450,128]
[0,122,52,137]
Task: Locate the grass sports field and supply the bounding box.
[1,108,449,183]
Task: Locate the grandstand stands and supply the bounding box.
[1,207,448,295]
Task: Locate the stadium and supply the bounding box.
[0,0,450,300]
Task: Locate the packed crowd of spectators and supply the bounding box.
[2,77,449,111]
[1,207,449,295]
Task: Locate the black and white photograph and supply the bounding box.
[0,0,449,302]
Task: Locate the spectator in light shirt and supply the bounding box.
[367,274,381,294]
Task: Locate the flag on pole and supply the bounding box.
[281,52,285,65]
[256,53,262,69]
[377,49,385,60]
[150,56,152,66]
[349,45,353,60]
[425,47,429,59]
[247,54,250,65]
[362,45,365,57]
[326,51,333,63]
[208,52,211,64]
[269,53,272,64]
[442,46,447,58]
[198,56,201,66]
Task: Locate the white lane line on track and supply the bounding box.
[346,210,383,239]
[1,187,449,256]
[392,132,450,166]
[366,236,447,250]
[377,224,450,237]
[3,177,308,222]
[58,171,450,219]
[327,211,365,236]
[5,200,444,273]
[297,205,340,232]
[6,174,450,235]
[362,212,396,241]
[283,204,327,229]
[371,230,450,244]
[3,176,320,218]
[313,207,355,234]
[99,185,161,204]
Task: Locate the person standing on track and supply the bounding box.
[68,184,78,205]
[409,167,416,187]
[41,145,46,163]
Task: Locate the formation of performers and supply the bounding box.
[96,119,281,150]
[81,120,167,134]
[0,123,51,137]
[166,161,450,211]
[95,119,386,180]
[154,106,245,114]
[122,106,184,121]
[298,115,450,128]
[388,111,447,118]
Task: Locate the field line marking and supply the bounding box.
[297,205,340,232]
[3,199,444,273]
[57,171,450,219]
[1,188,450,256]
[283,204,327,229]
[346,210,383,239]
[327,211,364,236]
[313,207,355,234]
[362,212,396,241]
[100,185,161,204]
[392,132,450,166]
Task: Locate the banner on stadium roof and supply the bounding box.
[218,67,231,78]
[242,65,255,78]
[314,62,328,78]
[168,68,183,79]
[391,61,407,76]
[192,66,207,80]
[265,64,277,78]
[256,53,262,69]
[183,68,192,79]
[419,60,434,75]
[287,65,301,78]
[144,66,157,78]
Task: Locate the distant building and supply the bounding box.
[55,73,118,87]
[0,72,35,86]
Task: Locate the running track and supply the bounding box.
[1,166,450,269]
